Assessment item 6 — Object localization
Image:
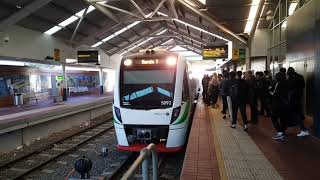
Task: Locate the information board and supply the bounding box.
[202,45,228,59]
[77,50,99,63]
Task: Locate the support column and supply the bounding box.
[62,64,68,101]
[99,67,104,95]
[245,46,251,70]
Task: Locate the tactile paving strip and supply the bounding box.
[208,108,283,180]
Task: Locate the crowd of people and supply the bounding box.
[201,67,309,141]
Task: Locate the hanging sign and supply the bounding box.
[202,45,228,59]
[53,48,60,61]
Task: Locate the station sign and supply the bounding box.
[202,45,228,59]
[77,50,99,63]
[232,49,246,60]
[56,75,64,81]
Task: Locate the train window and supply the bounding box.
[121,69,176,109]
[182,70,189,101]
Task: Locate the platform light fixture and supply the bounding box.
[123,59,132,66]
[44,4,100,35]
[244,0,261,34]
[288,2,298,16]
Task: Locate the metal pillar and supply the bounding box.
[62,64,68,101]
[99,68,104,95]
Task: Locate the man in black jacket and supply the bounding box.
[245,71,258,124]
[287,67,309,137]
[230,71,249,131]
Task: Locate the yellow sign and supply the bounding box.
[233,49,240,60]
[53,48,60,61]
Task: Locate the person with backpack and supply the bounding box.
[270,72,289,141]
[230,71,249,131]
[287,67,309,137]
[226,71,237,123]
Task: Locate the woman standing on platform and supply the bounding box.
[270,72,289,141]
[208,73,219,108]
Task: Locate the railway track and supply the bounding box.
[0,118,114,180]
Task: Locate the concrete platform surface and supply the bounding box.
[0,95,113,134]
[181,101,320,180]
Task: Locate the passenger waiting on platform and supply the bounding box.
[201,75,210,103]
[280,67,286,74]
[208,73,219,108]
[219,72,229,119]
[245,70,258,124]
[270,72,289,141]
[226,71,237,123]
[256,71,270,116]
[230,71,249,131]
[287,67,309,137]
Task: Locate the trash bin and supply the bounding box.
[13,93,23,106]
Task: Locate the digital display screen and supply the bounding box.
[134,59,161,65]
[202,45,228,59]
[77,50,99,63]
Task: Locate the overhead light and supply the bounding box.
[244,0,261,34]
[123,59,132,66]
[91,41,103,48]
[59,15,78,27]
[16,5,22,9]
[166,56,177,66]
[44,26,62,35]
[184,0,197,7]
[198,0,206,5]
[161,39,174,45]
[289,2,298,15]
[0,60,25,66]
[281,21,287,28]
[44,4,104,36]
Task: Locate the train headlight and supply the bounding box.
[114,106,122,123]
[166,56,177,66]
[170,106,181,124]
[123,59,132,66]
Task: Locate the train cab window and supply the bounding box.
[182,70,189,102]
[121,69,176,109]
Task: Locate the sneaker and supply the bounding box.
[230,124,236,128]
[272,132,284,140]
[243,124,248,131]
[297,130,309,137]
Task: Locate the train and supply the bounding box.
[112,49,198,152]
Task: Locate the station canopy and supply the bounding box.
[0,0,277,60]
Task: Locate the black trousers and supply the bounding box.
[249,98,258,123]
[292,100,307,130]
[259,95,270,115]
[271,112,288,133]
[221,95,227,114]
[232,102,248,125]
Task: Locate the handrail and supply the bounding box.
[121,143,158,180]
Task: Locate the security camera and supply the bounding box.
[3,35,10,43]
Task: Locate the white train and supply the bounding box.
[113,50,197,152]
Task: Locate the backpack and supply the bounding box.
[231,79,247,101]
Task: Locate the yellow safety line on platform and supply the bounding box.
[208,107,227,180]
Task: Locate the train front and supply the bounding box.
[113,51,188,152]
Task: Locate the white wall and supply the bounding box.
[0,26,76,61]
[250,29,269,57]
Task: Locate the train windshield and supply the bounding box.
[121,69,175,109]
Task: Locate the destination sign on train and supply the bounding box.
[135,59,161,65]
[202,45,228,59]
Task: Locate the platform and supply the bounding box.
[0,95,113,152]
[181,101,320,180]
